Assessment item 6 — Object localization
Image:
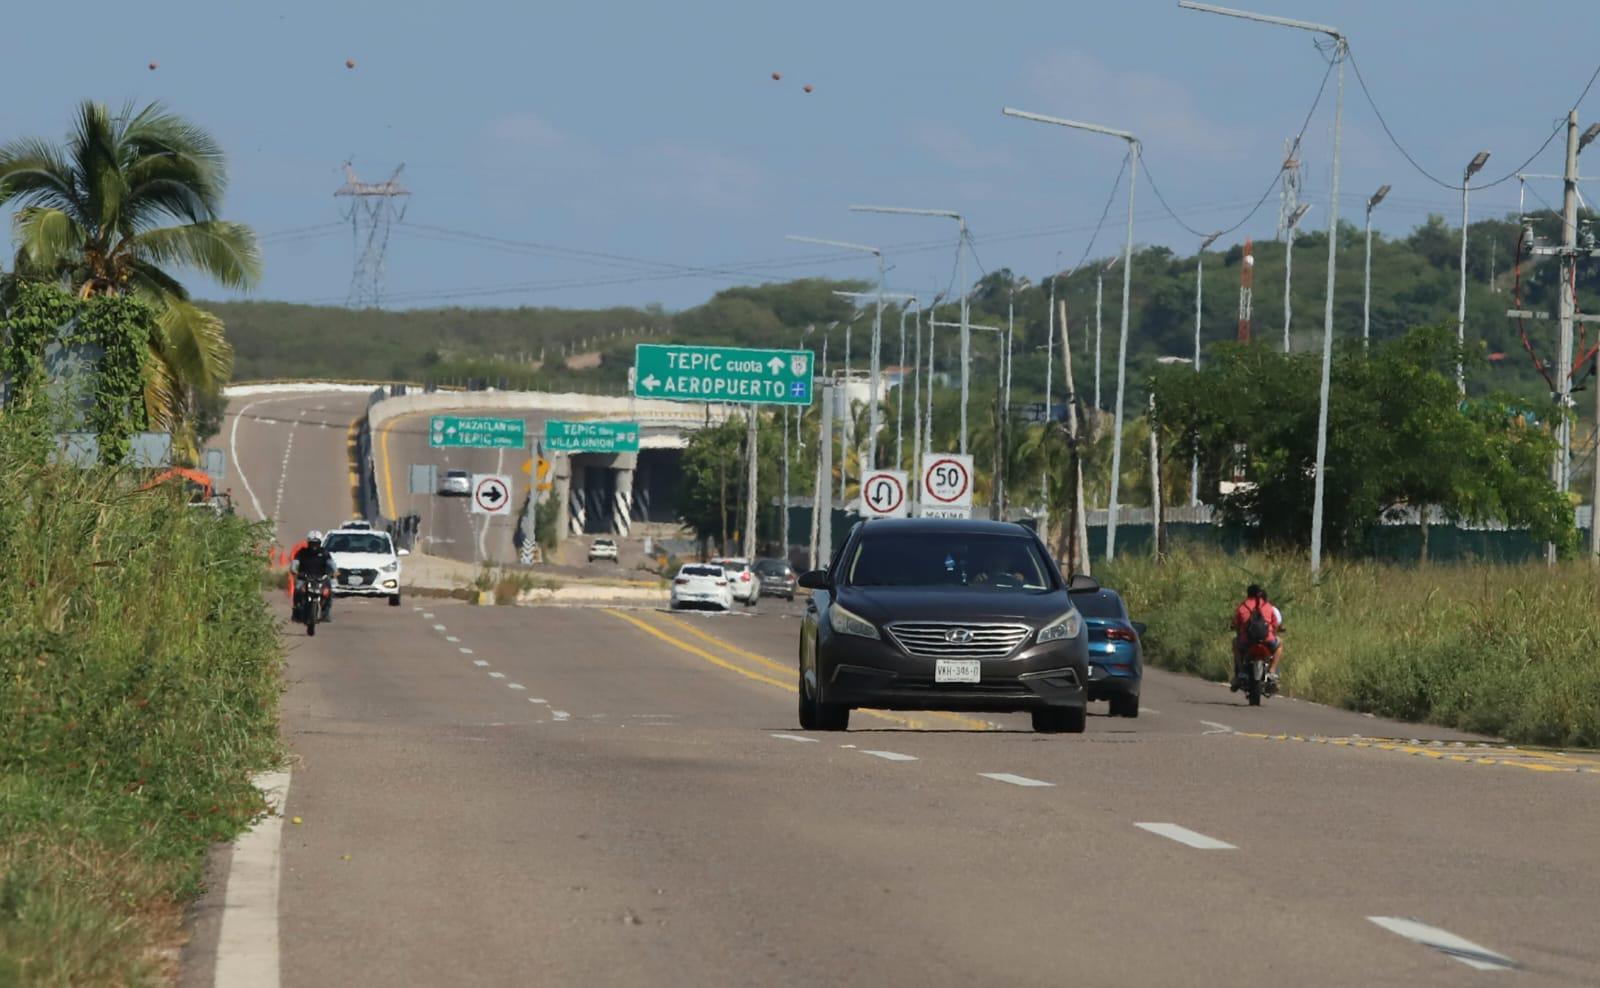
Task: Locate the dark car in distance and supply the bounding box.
[1069,580,1144,718]
[754,558,797,600]
[797,519,1090,734]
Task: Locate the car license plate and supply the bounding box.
[346,575,363,586]
[935,659,981,684]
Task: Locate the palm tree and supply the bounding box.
[0,100,261,434]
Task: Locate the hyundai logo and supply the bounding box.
[945,628,973,644]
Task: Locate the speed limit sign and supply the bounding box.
[920,454,974,510]
[860,470,908,518]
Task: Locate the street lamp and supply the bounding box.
[1193,232,1222,504]
[1095,255,1120,411]
[1283,202,1312,353]
[789,235,885,479]
[1363,184,1391,349]
[940,321,1007,518]
[1001,277,1032,517]
[1180,0,1348,581]
[835,289,917,472]
[1458,150,1492,393]
[851,206,973,455]
[1003,106,1139,561]
[922,292,946,497]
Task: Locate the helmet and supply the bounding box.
[307,530,324,543]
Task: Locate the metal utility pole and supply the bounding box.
[1238,238,1255,342]
[896,305,909,469]
[743,411,759,558]
[1044,271,1059,505]
[834,289,917,471]
[1193,232,1221,504]
[850,206,970,453]
[334,161,410,308]
[817,383,834,569]
[1094,256,1120,410]
[1181,1,1348,581]
[1363,184,1390,349]
[1459,151,1492,393]
[1283,202,1311,352]
[1058,299,1091,577]
[789,235,881,491]
[1278,137,1303,243]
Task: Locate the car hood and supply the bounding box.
[837,587,1071,626]
[331,552,397,568]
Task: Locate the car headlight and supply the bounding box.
[829,603,880,640]
[381,561,399,573]
[1037,610,1082,644]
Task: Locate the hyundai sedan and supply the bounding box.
[797,519,1089,733]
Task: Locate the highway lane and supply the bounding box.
[224,390,370,540]
[202,390,1600,985]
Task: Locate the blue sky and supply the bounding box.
[1,0,1597,310]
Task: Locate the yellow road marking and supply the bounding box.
[1230,730,1595,776]
[379,414,399,519]
[650,611,992,731]
[605,609,922,729]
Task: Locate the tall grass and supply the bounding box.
[0,411,282,983]
[1101,548,1600,747]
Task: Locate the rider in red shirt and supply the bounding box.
[1232,583,1283,683]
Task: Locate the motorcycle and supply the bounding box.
[1233,637,1280,706]
[293,575,332,636]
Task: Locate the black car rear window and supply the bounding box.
[1070,589,1127,619]
[754,560,791,576]
[681,565,722,578]
[844,534,1055,593]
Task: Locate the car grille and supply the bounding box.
[886,622,1032,659]
[337,568,378,586]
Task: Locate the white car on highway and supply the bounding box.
[588,537,619,563]
[324,524,408,606]
[712,557,759,607]
[670,563,733,611]
[438,469,471,496]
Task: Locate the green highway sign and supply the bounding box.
[633,344,814,406]
[428,415,526,449]
[544,419,641,453]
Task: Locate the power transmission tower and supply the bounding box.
[1237,238,1255,342]
[1277,137,1302,242]
[335,161,410,308]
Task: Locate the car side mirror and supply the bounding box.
[397,548,410,557]
[797,569,831,591]
[1131,621,1147,636]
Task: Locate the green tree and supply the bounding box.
[0,101,261,442]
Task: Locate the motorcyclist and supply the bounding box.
[290,530,337,621]
[1260,588,1285,682]
[1231,583,1282,689]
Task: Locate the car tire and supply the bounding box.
[389,594,401,607]
[1109,693,1139,718]
[1032,707,1086,734]
[798,669,849,731]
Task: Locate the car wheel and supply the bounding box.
[389,594,401,607]
[1032,707,1086,734]
[1109,693,1139,718]
[797,670,819,730]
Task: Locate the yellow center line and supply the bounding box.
[604,609,918,729]
[649,611,992,732]
[379,413,402,520]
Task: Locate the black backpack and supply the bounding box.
[1244,600,1271,644]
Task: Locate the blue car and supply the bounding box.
[1069,580,1143,718]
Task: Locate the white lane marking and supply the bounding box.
[228,398,271,523]
[1367,917,1519,972]
[862,750,917,762]
[488,672,506,679]
[214,769,291,987]
[269,416,300,525]
[1201,720,1235,735]
[1142,707,1161,715]
[446,636,460,643]
[979,772,1054,788]
[1134,823,1237,849]
[422,612,435,620]
[771,733,820,743]
[472,660,489,667]
[459,648,475,655]
[528,698,548,704]
[412,605,422,612]
[432,624,447,632]
[507,683,526,690]
[551,710,571,721]
[839,744,857,749]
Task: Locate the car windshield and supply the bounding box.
[325,533,392,554]
[446,470,469,479]
[1070,589,1126,619]
[844,534,1055,592]
[681,565,723,578]
[594,539,614,546]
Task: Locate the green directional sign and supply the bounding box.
[428,415,525,449]
[633,344,814,406]
[544,419,641,453]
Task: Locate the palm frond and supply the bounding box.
[120,102,226,205]
[153,299,233,397]
[0,138,85,217]
[124,259,191,301]
[68,101,125,236]
[13,207,85,272]
[126,222,261,290]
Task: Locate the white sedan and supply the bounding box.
[669,563,734,611]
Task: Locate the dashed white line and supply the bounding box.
[862,750,917,762]
[507,683,526,690]
[551,710,571,721]
[432,624,447,632]
[459,648,474,655]
[446,636,460,643]
[1201,720,1235,735]
[422,612,435,620]
[771,733,819,743]
[1134,823,1236,850]
[472,660,489,667]
[1367,917,1519,972]
[979,772,1054,788]
[488,672,506,679]
[528,698,547,704]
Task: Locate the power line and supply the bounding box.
[1348,47,1600,192]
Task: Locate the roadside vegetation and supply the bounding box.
[0,409,281,983]
[1103,548,1600,748]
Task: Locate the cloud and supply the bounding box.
[644,142,764,211]
[1022,50,1251,161]
[908,121,1012,171]
[486,113,573,151]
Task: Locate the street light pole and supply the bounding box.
[1180,0,1346,581]
[1094,257,1119,411]
[1459,150,1492,393]
[1193,232,1221,504]
[850,206,971,453]
[1363,184,1390,349]
[1282,202,1310,353]
[1003,107,1139,560]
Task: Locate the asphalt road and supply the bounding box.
[197,390,1600,986]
